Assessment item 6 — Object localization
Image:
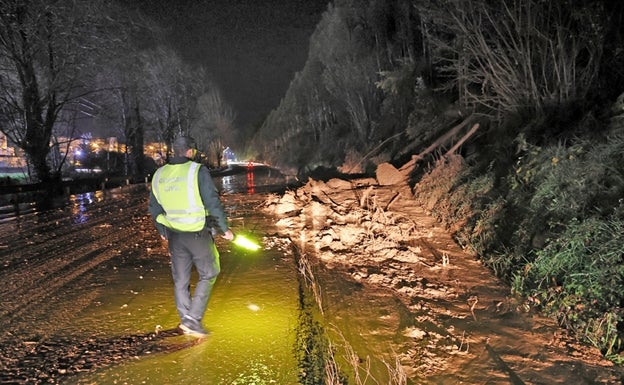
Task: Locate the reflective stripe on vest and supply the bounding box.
[152,161,207,232]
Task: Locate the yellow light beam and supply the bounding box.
[232,234,261,251]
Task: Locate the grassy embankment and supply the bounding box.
[412,106,624,363]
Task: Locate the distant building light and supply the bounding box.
[75,167,102,173]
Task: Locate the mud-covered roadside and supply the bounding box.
[261,176,624,384]
[0,185,180,383]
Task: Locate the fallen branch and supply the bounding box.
[348,131,405,173]
[399,114,474,174]
[444,123,480,158]
[384,191,401,211]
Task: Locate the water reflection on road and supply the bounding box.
[215,163,297,195]
[69,240,300,385]
[70,191,100,224]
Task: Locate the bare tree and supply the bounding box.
[0,0,137,183]
[93,47,151,177]
[95,45,235,171]
[141,48,218,161]
[192,87,236,167]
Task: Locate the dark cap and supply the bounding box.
[173,136,196,153]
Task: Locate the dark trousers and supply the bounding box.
[167,229,220,322]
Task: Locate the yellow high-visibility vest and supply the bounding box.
[152,161,208,232]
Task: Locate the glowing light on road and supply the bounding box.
[232,234,261,251]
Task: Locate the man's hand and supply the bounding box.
[222,229,234,241]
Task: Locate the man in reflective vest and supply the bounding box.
[149,135,234,337]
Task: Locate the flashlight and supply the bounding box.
[232,234,261,251]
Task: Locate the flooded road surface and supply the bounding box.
[0,170,305,384]
[214,162,298,195]
[68,228,301,385]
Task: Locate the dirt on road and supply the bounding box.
[261,176,624,384]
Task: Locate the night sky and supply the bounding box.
[130,0,329,134]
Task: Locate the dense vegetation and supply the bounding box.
[251,0,624,362]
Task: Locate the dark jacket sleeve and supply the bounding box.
[197,165,229,234]
[148,184,167,237]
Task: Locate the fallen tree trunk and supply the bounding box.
[444,123,480,158]
[399,114,475,175]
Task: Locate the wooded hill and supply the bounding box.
[250,0,624,363]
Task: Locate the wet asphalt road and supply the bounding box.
[0,185,182,383]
